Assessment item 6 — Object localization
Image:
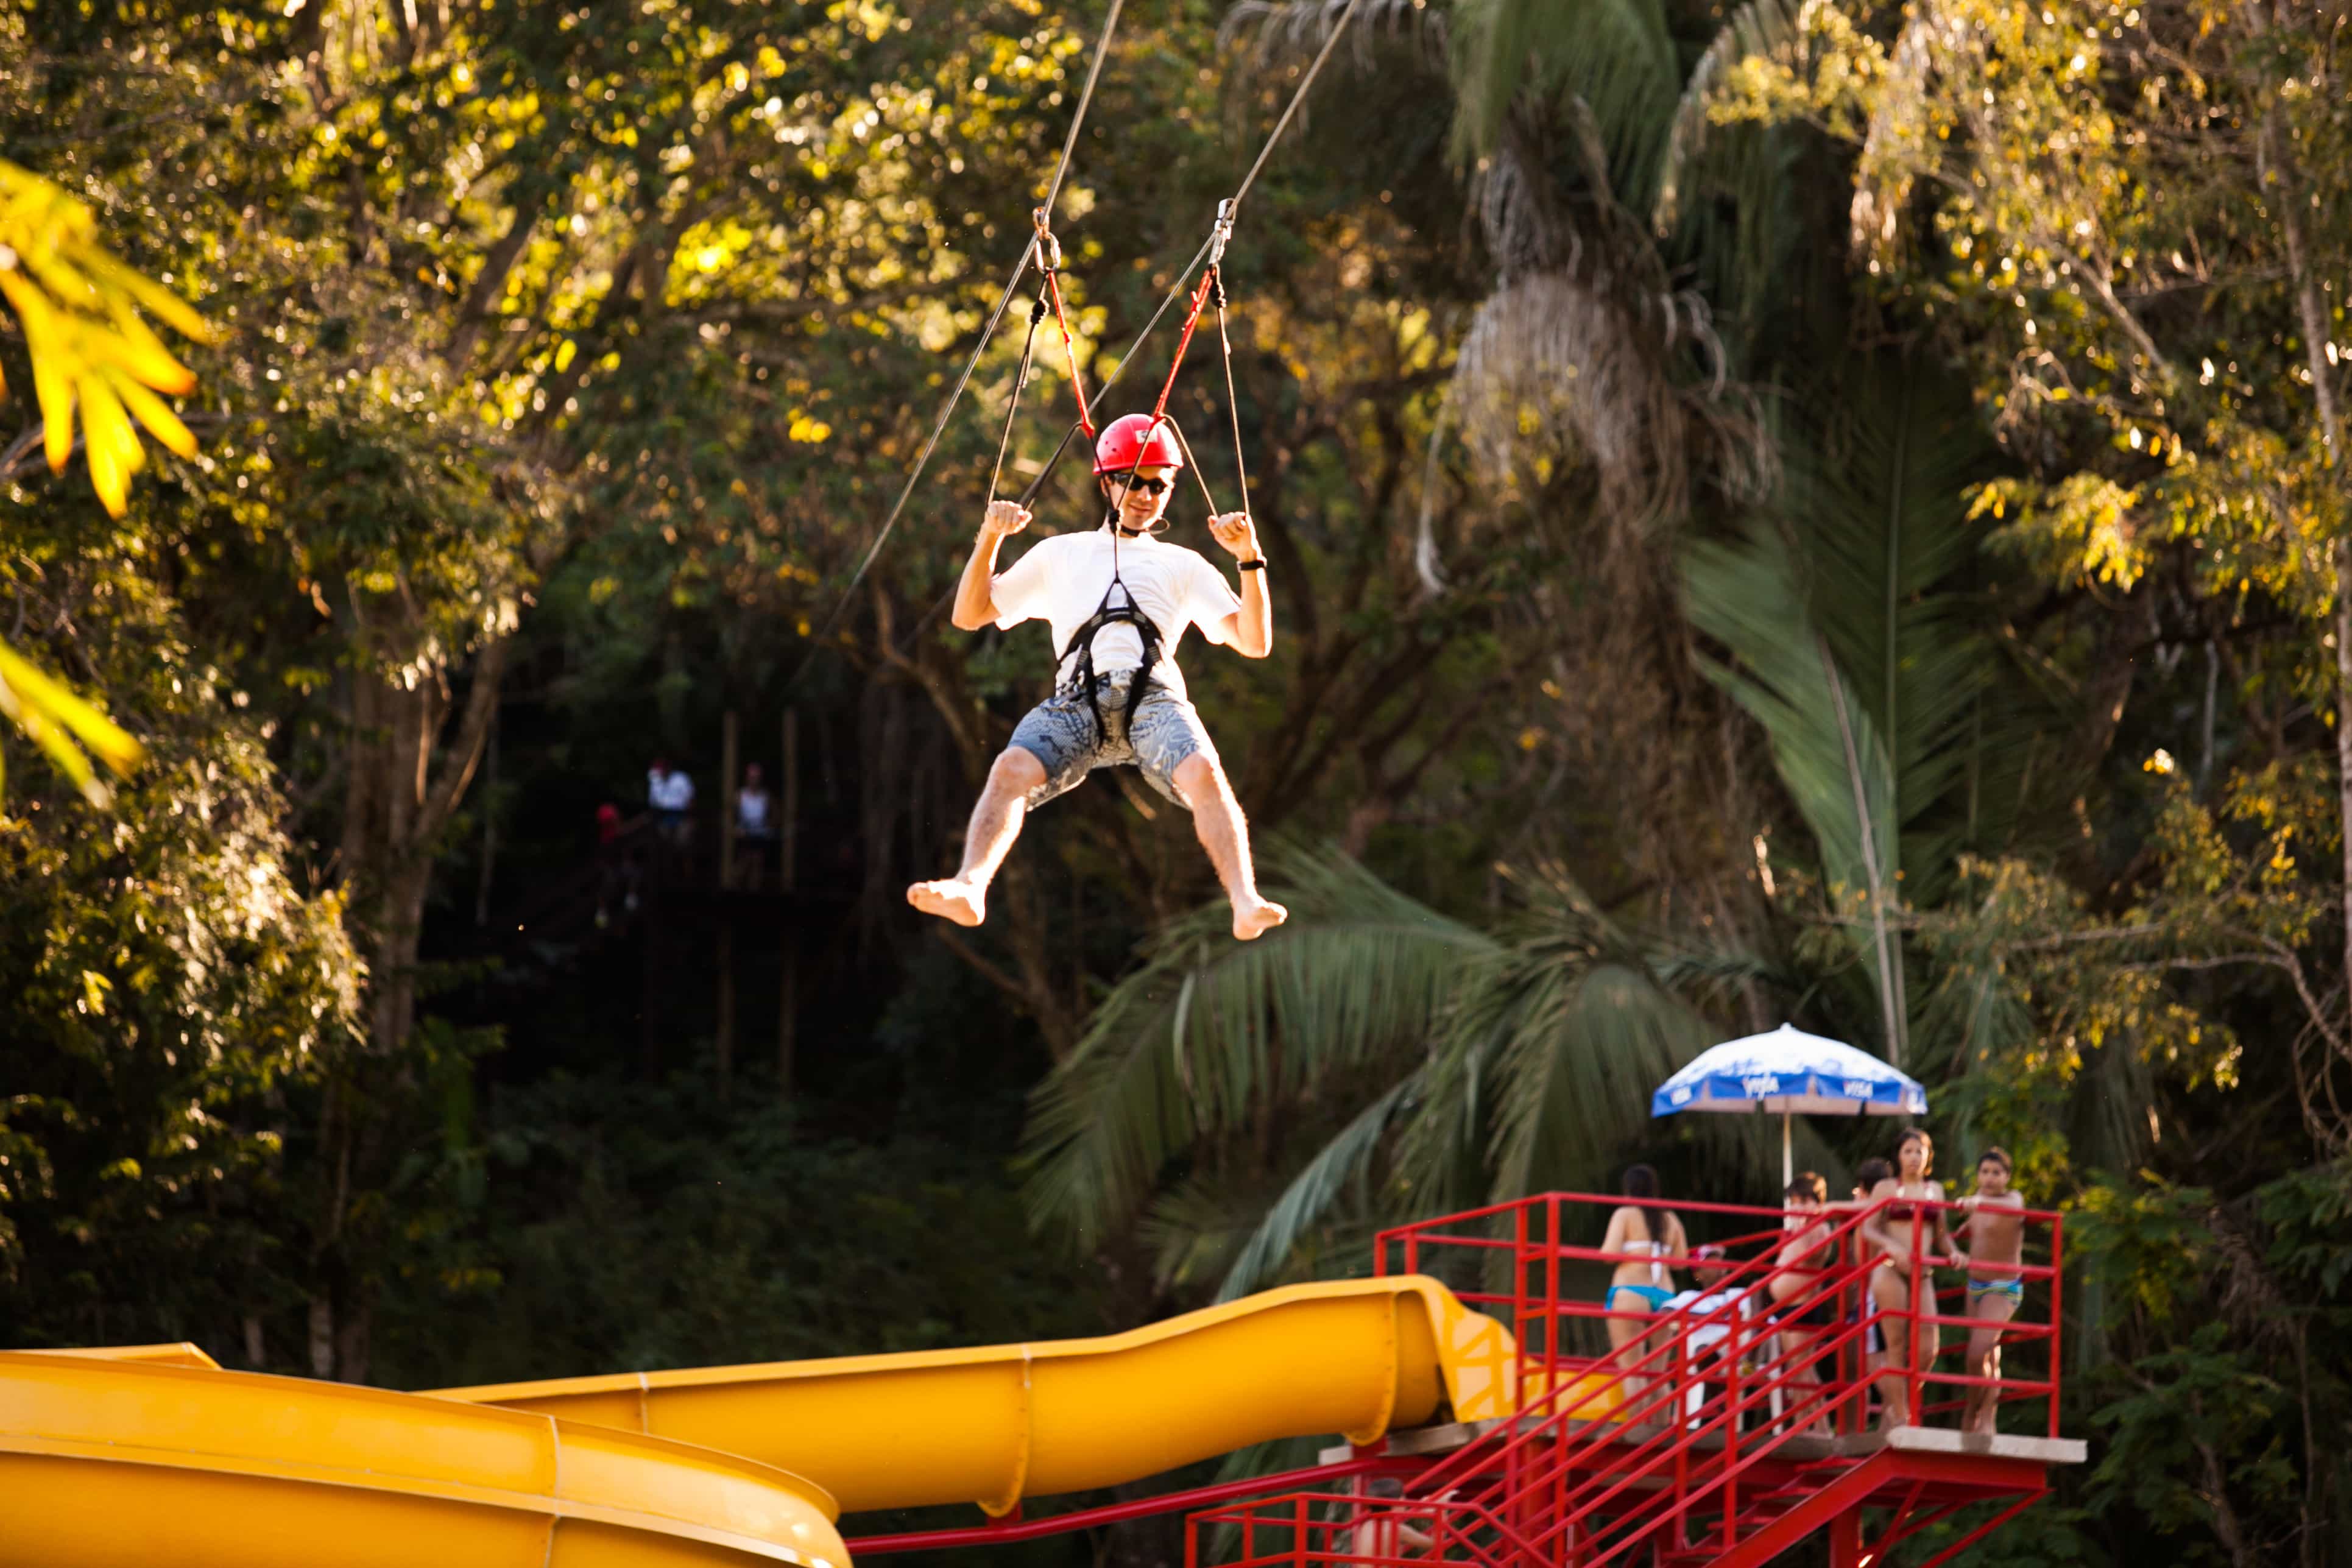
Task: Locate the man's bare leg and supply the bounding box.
[1174,752,1288,941]
[908,747,1047,927]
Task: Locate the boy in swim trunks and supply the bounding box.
[1954,1146,2025,1434]
[905,414,1288,942]
[1767,1173,1837,1427]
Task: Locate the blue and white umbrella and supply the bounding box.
[1650,1023,1928,1182]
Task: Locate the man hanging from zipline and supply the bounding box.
[907,412,1288,942]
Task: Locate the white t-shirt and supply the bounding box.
[990,527,1243,700]
[648,769,695,811]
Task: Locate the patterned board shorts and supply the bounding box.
[1009,671,1218,810]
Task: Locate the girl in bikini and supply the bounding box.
[1599,1165,1689,1397]
[1861,1129,1965,1429]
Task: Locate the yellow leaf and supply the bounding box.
[89,256,213,344]
[100,364,196,457]
[0,642,145,776]
[79,373,138,515]
[95,305,197,395]
[32,353,77,476]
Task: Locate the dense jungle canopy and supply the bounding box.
[5,0,2352,1563]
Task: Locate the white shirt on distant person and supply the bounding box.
[989,525,1243,701]
[649,769,695,811]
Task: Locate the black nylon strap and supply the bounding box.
[987,289,1051,504]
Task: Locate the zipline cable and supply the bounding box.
[987,294,1051,504]
[1212,274,1251,513]
[796,0,1127,660]
[1227,0,1370,217]
[844,0,1368,661]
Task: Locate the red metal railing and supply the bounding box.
[1188,1491,1530,1568]
[1374,1189,2065,1444]
[860,1188,2067,1568]
[1346,1190,2067,1567]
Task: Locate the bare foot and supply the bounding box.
[908,879,987,927]
[1232,897,1288,942]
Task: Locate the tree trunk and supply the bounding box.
[2258,0,2352,1053]
[339,638,507,1053]
[303,626,506,1381]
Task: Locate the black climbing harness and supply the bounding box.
[1058,570,1165,747]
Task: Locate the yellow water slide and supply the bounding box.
[435,1276,1518,1516]
[1,1276,1515,1563]
[0,1344,846,1568]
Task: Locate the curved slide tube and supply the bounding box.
[434,1276,1517,1516]
[0,1345,848,1568]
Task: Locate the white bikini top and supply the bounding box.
[1625,1237,1669,1284]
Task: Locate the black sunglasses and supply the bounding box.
[1112,474,1172,496]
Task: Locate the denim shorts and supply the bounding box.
[1009,671,1216,809]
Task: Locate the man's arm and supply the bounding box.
[950,501,1033,630]
[1206,510,1273,657]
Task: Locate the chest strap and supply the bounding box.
[1059,577,1164,743]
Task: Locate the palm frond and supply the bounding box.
[1684,515,1907,1060]
[1684,362,2010,1065]
[1792,367,2010,898]
[1021,841,1492,1243]
[1653,0,1823,233]
[1447,0,1678,196]
[1219,0,1448,79]
[1453,268,1695,523]
[1215,1078,1414,1301]
[1848,9,1954,263]
[1142,1175,1283,1294]
[1486,958,1717,1198]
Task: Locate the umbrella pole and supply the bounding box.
[1781,1113,1792,1186]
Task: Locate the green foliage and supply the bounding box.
[2061,1167,2352,1564]
[376,1070,1101,1388]
[0,664,360,1334]
[9,4,2352,1565]
[1683,363,2011,1063]
[1025,840,1761,1300]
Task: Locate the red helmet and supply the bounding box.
[1092,413,1185,476]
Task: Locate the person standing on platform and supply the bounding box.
[1955,1147,2026,1434]
[1768,1171,1837,1427]
[736,763,775,884]
[648,757,696,847]
[1347,1477,1435,1565]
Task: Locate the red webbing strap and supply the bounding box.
[1148,265,1221,422]
[1042,267,1095,438]
[1032,209,1096,439]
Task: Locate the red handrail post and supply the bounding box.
[1906,1207,1926,1431]
[1829,1506,1862,1568]
[2047,1210,2066,1439]
[1723,1310,1742,1550]
[1544,1195,1561,1383]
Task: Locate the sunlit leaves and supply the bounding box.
[0,160,208,518]
[0,642,144,807]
